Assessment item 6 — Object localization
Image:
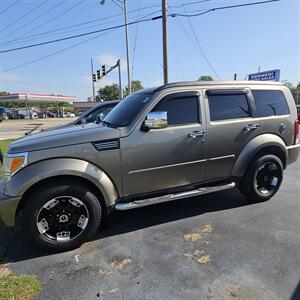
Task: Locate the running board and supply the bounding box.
[115,182,236,211]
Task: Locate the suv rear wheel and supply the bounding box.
[239,154,283,202]
[23,180,102,251]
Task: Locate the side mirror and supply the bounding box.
[144,111,168,130]
[80,117,87,124]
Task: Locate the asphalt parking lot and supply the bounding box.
[0,118,76,140]
[0,160,300,300]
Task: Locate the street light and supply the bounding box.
[100,0,131,95]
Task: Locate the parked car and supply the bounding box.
[6,110,19,119]
[0,81,299,251]
[0,107,8,122]
[44,100,119,131]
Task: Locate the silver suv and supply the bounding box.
[0,81,299,251]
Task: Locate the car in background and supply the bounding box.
[75,100,120,125]
[0,107,8,122]
[41,100,120,132]
[297,105,300,121]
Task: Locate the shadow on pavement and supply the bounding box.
[1,189,252,263]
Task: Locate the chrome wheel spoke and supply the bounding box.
[37,218,49,234]
[56,231,71,241]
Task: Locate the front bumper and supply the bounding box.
[286,144,300,166]
[0,181,20,228]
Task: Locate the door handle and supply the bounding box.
[188,130,207,138]
[243,124,260,132]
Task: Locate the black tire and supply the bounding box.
[23,180,102,252]
[239,154,283,202]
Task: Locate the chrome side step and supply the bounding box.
[115,182,235,211]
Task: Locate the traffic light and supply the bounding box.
[97,69,101,80]
[102,65,106,76]
[92,74,96,82]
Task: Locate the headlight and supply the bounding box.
[2,152,28,179]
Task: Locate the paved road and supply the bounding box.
[1,160,300,300]
[0,118,76,140]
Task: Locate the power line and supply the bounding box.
[0,11,162,74]
[13,0,87,41]
[178,0,221,79]
[175,0,280,17]
[0,0,21,16]
[0,29,116,74]
[170,0,212,9]
[1,0,49,33]
[0,15,165,54]
[2,0,67,40]
[0,3,160,46]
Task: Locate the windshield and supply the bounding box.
[103,91,153,127]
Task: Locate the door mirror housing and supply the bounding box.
[144,111,168,130]
[80,117,87,124]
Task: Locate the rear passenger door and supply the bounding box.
[204,88,261,180]
[251,89,292,145]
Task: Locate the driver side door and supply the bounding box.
[121,90,208,197]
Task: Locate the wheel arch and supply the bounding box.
[232,134,288,178]
[16,175,109,219]
[6,158,118,216]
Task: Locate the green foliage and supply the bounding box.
[97,80,144,101]
[0,101,72,109]
[97,84,120,101]
[198,75,214,81]
[283,81,300,103]
[0,140,13,177]
[123,80,144,97]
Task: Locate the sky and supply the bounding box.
[0,0,299,101]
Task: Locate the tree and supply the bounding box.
[97,84,120,101]
[198,75,213,81]
[282,81,300,104]
[124,80,144,97]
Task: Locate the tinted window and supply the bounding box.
[252,90,289,117]
[153,96,199,126]
[208,94,250,121]
[104,91,152,127]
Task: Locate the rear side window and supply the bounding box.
[153,96,199,126]
[207,93,250,121]
[252,90,289,117]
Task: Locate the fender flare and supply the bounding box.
[231,134,288,178]
[5,158,118,207]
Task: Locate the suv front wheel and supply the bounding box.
[23,180,102,251]
[239,154,283,202]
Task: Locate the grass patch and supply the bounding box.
[0,139,13,177]
[0,139,13,155]
[0,274,42,300]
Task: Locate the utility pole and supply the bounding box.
[124,0,131,94]
[117,59,123,99]
[162,0,168,84]
[91,58,95,101]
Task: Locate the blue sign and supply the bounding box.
[248,69,280,82]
